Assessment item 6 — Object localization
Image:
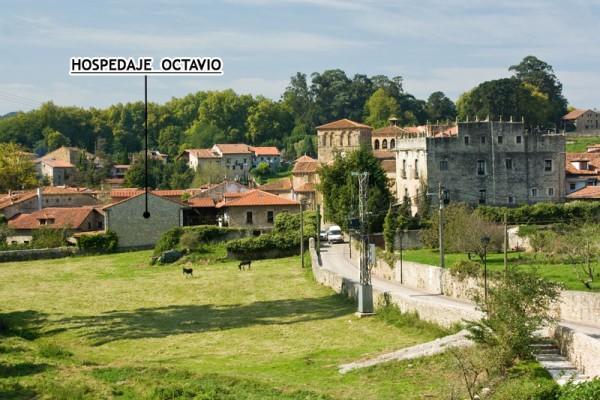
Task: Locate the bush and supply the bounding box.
[226,233,298,260]
[560,378,600,400]
[77,231,118,253]
[449,260,481,281]
[154,227,184,255]
[31,227,67,248]
[477,201,600,225]
[273,211,317,241]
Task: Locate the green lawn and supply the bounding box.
[565,135,600,152]
[0,251,487,399]
[402,248,599,292]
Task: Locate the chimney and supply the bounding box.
[37,188,43,210]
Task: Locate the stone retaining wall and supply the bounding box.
[552,324,600,377]
[0,247,79,263]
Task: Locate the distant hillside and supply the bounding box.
[0,111,18,119]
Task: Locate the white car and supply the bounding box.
[327,225,344,244]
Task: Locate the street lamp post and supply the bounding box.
[481,235,490,305]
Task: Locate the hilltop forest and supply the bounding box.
[0,56,567,166]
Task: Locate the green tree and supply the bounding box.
[246,98,294,146]
[319,147,392,232]
[383,206,397,252]
[466,270,562,372]
[365,88,399,128]
[0,143,39,191]
[158,126,184,158]
[42,128,70,151]
[509,55,568,123]
[426,91,457,122]
[282,72,314,127]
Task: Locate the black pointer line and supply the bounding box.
[143,75,150,219]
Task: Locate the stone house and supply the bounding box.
[179,144,282,180]
[103,192,185,248]
[395,120,565,213]
[316,119,372,164]
[6,206,104,245]
[258,178,294,200]
[563,109,600,133]
[566,153,600,194]
[37,158,75,186]
[217,189,299,232]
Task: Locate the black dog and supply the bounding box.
[182,267,193,277]
[238,260,251,271]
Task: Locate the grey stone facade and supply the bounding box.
[224,205,299,231]
[395,121,565,209]
[104,193,184,248]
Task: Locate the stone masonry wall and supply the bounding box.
[226,205,299,230]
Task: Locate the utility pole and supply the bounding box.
[352,171,373,315]
[438,182,445,269]
[503,211,508,276]
[300,199,305,268]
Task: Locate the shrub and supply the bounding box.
[449,260,481,281]
[154,227,184,255]
[273,211,317,242]
[157,249,184,265]
[77,231,118,253]
[226,233,298,260]
[31,227,67,248]
[560,378,600,400]
[477,201,600,225]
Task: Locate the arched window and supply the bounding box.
[374,139,380,149]
[390,139,395,149]
[339,133,344,146]
[329,133,333,147]
[382,139,388,149]
[347,134,351,146]
[321,134,326,147]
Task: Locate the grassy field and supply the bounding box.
[565,135,600,152]
[402,248,599,292]
[1,250,489,399]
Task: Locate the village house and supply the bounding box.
[563,108,600,133]
[103,192,185,248]
[35,146,100,186]
[217,189,299,232]
[0,187,100,220]
[257,178,294,200]
[6,206,104,245]
[394,120,565,213]
[179,144,281,180]
[291,155,320,209]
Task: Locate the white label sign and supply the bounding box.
[70,57,223,76]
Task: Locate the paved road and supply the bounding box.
[319,242,600,338]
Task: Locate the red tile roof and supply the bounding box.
[563,109,588,120]
[567,185,600,199]
[292,157,320,173]
[8,207,98,230]
[0,187,97,210]
[216,144,252,154]
[250,146,281,156]
[188,197,215,208]
[110,188,202,200]
[0,191,37,210]
[187,149,219,158]
[103,192,185,209]
[40,159,74,168]
[217,189,299,207]
[316,118,372,130]
[258,178,293,192]
[372,125,408,137]
[295,155,317,163]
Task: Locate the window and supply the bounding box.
[477,160,486,176]
[548,187,554,196]
[347,135,351,146]
[404,188,408,198]
[87,222,92,230]
[439,160,448,171]
[339,135,343,146]
[464,136,470,145]
[226,158,231,164]
[508,195,514,204]
[414,159,419,178]
[243,158,247,163]
[531,188,538,197]
[497,136,503,144]
[246,211,253,224]
[374,139,380,150]
[544,159,553,172]
[479,189,486,204]
[570,183,576,191]
[402,159,407,178]
[390,139,395,149]
[505,158,513,170]
[97,221,103,229]
[480,135,486,144]
[267,211,274,223]
[516,135,522,144]
[382,139,388,149]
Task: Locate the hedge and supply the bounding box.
[225,233,299,260]
[154,225,247,255]
[477,201,600,225]
[77,231,118,253]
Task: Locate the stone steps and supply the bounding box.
[532,340,590,385]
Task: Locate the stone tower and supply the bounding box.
[316,118,373,164]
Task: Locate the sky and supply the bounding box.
[0,0,599,115]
